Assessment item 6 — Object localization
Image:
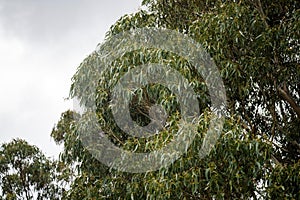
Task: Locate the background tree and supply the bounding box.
[0,139,65,200]
[52,0,299,199]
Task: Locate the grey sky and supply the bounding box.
[0,0,142,158]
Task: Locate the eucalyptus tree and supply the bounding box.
[0,139,65,200]
[52,0,299,199]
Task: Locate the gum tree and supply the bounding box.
[52,0,299,199]
[0,139,65,200]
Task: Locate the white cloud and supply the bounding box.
[0,0,142,157]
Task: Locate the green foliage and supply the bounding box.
[0,139,64,200]
[109,116,272,200]
[266,161,300,199]
[52,0,299,199]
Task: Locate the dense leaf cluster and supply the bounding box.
[52,0,299,199]
[1,0,298,199]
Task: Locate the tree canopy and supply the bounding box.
[0,139,66,200]
[50,0,300,199]
[33,0,300,199]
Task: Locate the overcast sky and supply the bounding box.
[0,0,142,158]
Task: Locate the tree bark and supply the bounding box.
[277,82,300,119]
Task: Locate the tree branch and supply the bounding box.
[277,82,300,118]
[251,0,269,28]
